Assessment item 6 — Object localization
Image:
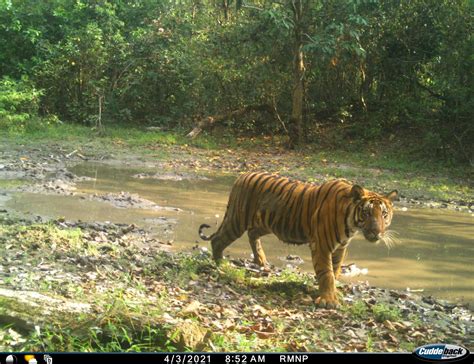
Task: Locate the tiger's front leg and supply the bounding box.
[311,245,339,309]
[332,246,348,280]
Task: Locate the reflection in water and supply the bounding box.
[9,162,474,307]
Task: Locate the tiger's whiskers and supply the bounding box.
[381,230,400,249]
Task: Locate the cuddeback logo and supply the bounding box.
[413,344,470,362]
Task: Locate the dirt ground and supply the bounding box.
[0,137,472,352]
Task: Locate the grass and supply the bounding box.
[16,277,176,352]
[0,179,28,189]
[302,151,471,202]
[371,303,402,323]
[343,300,368,320]
[0,122,226,150]
[0,218,176,351]
[22,319,174,352]
[399,341,417,352]
[0,216,463,351]
[211,332,266,352]
[255,268,315,298]
[218,261,249,285]
[150,252,215,285]
[343,301,402,323]
[0,222,95,257]
[365,333,375,352]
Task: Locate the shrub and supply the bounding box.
[0,77,42,130]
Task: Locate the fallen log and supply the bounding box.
[0,288,92,334]
[186,104,274,139]
[0,288,211,351]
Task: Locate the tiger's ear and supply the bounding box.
[351,185,365,202]
[385,190,399,201]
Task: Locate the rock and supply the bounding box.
[90,191,181,211]
[281,254,304,265]
[173,319,210,351]
[341,264,369,277]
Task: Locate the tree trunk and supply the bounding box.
[223,0,229,21]
[288,0,305,149]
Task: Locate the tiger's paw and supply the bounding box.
[315,295,340,309]
[253,256,269,267]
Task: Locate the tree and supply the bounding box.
[288,0,306,148]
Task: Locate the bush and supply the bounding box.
[0,77,43,130]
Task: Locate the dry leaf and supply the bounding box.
[179,300,202,317]
[383,320,396,331]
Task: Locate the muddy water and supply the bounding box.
[6,162,474,307]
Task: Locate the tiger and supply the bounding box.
[198,171,398,309]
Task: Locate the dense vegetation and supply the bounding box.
[0,0,472,164]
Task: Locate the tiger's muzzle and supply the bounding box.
[364,231,382,243]
[362,215,385,243]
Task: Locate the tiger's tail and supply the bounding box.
[198,223,214,241]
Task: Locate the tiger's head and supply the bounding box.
[351,185,398,247]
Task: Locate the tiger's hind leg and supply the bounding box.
[211,224,244,263]
[248,228,269,267]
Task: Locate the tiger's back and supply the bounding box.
[228,172,353,245]
[225,172,320,244]
[200,172,356,256]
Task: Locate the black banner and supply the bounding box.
[1,352,473,364]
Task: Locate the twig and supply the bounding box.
[241,4,264,11]
[66,150,78,158]
[186,127,203,139]
[272,96,288,133]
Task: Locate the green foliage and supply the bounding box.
[365,333,375,352]
[149,252,215,286]
[0,77,43,130]
[22,322,172,352]
[217,261,248,285]
[343,301,402,324]
[0,0,471,164]
[371,303,402,323]
[344,300,369,320]
[211,332,260,352]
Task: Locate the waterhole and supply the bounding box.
[6,162,473,307]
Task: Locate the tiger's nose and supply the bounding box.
[367,232,382,241]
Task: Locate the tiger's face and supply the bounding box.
[351,185,398,246]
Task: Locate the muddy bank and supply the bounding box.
[0,135,472,351]
[133,172,211,181]
[0,141,472,212]
[0,217,171,293]
[0,147,183,212]
[0,215,472,352]
[1,141,472,304]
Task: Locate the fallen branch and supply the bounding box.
[66,149,78,158]
[186,104,273,138]
[0,288,91,333]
